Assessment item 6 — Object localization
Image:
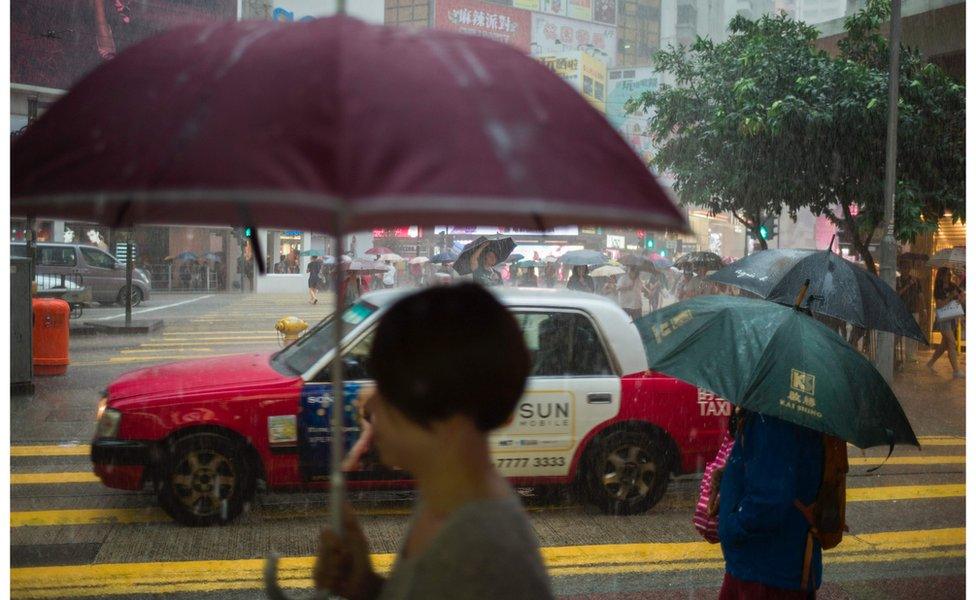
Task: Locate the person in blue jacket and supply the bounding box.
[718,409,824,599]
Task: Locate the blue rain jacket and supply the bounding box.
[718,413,824,591]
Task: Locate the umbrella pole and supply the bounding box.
[329,225,347,537]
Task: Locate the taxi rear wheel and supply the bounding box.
[580,430,671,515]
[157,433,250,526]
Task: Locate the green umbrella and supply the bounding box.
[300,249,324,257]
[635,295,918,450]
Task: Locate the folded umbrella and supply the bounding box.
[453,236,516,275]
[637,295,918,449]
[708,249,927,343]
[558,249,607,266]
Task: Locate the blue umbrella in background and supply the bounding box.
[431,250,459,264]
[559,249,607,266]
[170,251,197,261]
[203,252,223,262]
[300,249,324,257]
[506,253,526,264]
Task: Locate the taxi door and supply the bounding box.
[491,309,621,479]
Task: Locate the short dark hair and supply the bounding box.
[369,283,531,431]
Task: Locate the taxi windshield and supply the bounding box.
[272,300,378,376]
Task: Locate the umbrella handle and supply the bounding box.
[794,279,810,309]
[264,553,332,600]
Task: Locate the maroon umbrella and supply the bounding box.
[12,16,686,234]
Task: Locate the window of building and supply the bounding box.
[384,0,431,28]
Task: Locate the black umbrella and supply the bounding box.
[453,236,516,275]
[619,254,658,272]
[674,251,724,271]
[708,249,927,343]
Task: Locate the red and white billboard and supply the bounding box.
[434,0,533,52]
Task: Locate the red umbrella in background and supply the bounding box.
[11,15,687,599]
[364,247,395,256]
[12,16,685,234]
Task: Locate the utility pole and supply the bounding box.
[876,0,901,384]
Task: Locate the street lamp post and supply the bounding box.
[876,0,901,384]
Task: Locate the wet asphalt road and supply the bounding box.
[10,292,967,599]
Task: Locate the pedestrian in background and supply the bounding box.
[307,255,324,304]
[470,243,503,287]
[519,267,539,287]
[927,266,965,379]
[617,266,644,320]
[896,258,923,364]
[567,265,595,292]
[543,262,558,288]
[314,284,553,600]
[718,409,823,599]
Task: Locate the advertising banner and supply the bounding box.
[540,0,569,16]
[440,225,580,237]
[593,0,616,24]
[11,0,237,91]
[530,12,616,66]
[434,0,533,52]
[537,51,606,113]
[299,382,367,481]
[514,0,542,9]
[607,67,662,165]
[568,0,593,21]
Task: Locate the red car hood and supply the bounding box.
[107,353,297,401]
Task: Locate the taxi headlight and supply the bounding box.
[96,408,122,438]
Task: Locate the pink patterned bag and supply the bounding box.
[693,431,736,543]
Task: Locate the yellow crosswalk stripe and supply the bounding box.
[8,484,963,525]
[9,528,964,597]
[10,445,90,457]
[849,455,965,467]
[11,472,99,485]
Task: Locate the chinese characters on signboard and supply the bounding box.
[434,0,533,51]
[538,51,607,112]
[530,12,616,66]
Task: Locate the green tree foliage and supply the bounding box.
[631,0,964,267]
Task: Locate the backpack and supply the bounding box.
[794,433,849,590]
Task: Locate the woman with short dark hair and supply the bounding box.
[314,284,553,600]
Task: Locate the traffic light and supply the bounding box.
[244,226,253,239]
[645,236,655,250]
[636,229,646,247]
[759,215,778,241]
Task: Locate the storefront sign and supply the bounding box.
[372,227,421,238]
[531,12,616,66]
[606,234,625,249]
[514,0,542,9]
[607,67,662,165]
[439,225,580,237]
[537,51,606,112]
[434,0,533,52]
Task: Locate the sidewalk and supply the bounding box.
[891,348,966,438]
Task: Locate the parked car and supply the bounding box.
[12,242,151,306]
[91,288,730,525]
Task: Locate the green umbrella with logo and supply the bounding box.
[635,295,918,450]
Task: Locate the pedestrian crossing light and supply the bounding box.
[244,227,253,238]
[758,223,770,240]
[645,237,655,250]
[758,216,778,241]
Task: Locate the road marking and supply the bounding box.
[849,455,965,467]
[846,483,964,502]
[163,330,279,335]
[148,336,278,342]
[119,348,214,354]
[71,353,241,367]
[90,295,215,321]
[10,445,90,457]
[8,484,964,525]
[9,528,964,597]
[11,472,99,485]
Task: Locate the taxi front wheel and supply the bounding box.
[580,429,672,516]
[157,433,251,526]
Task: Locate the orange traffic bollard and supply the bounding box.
[32,298,70,376]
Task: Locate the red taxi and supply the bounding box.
[92,288,730,525]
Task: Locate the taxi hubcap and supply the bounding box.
[602,444,656,501]
[172,450,236,516]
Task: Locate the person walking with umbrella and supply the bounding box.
[567,265,595,292]
[313,284,553,599]
[927,266,965,379]
[472,245,502,287]
[306,254,324,304]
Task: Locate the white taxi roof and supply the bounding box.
[359,286,649,375]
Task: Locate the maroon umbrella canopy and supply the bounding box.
[12,16,686,234]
